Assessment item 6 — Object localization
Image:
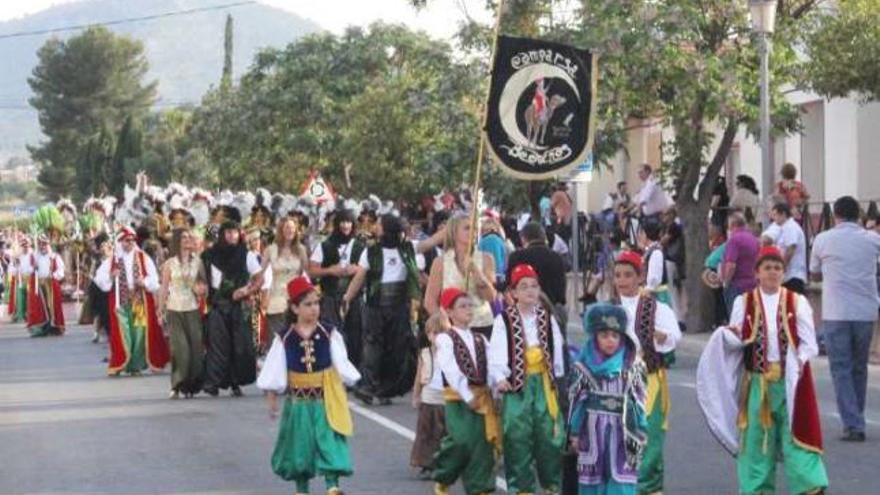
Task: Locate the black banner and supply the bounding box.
[485,36,596,180]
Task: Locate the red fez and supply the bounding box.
[440,287,468,310]
[510,263,539,288]
[287,276,316,303]
[616,250,643,272]
[756,245,785,268]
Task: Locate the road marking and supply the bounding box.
[349,403,508,492]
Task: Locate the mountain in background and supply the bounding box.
[0,0,321,158]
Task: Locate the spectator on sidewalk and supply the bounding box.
[633,164,672,221]
[761,202,808,294]
[506,222,567,327]
[776,163,810,221]
[720,213,760,313]
[810,196,880,442]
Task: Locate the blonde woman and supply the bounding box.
[423,214,497,338]
[261,217,308,337]
[159,228,206,399]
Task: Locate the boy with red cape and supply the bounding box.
[95,227,169,376]
[697,246,827,494]
[23,235,66,337]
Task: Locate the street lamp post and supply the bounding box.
[750,0,777,203]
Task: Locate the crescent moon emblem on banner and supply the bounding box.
[498,62,582,151]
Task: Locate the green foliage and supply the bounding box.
[31,204,65,234]
[27,26,157,200]
[112,115,144,198]
[805,0,880,102]
[221,14,234,93]
[189,23,488,201]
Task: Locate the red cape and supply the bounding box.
[107,251,169,374]
[26,256,65,333]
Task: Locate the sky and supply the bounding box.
[0,0,494,40]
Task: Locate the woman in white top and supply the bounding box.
[424,214,497,338]
[261,217,308,337]
[159,228,206,399]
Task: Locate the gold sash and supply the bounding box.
[646,368,671,430]
[525,346,559,420]
[443,385,501,453]
[288,369,354,437]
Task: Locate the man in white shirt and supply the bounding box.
[762,202,807,294]
[633,164,672,219]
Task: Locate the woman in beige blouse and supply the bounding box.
[159,228,207,399]
[423,214,497,338]
[260,216,308,336]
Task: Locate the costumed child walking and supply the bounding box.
[432,287,500,495]
[568,303,648,495]
[257,276,361,495]
[410,312,448,480]
[488,263,565,494]
[697,246,828,495]
[612,251,681,495]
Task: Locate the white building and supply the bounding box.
[575,94,880,212]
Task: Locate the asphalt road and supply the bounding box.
[1,305,878,495]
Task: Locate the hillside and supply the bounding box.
[0,0,321,157]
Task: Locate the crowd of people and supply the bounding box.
[0,164,878,495]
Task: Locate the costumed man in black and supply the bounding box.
[202,218,260,397]
[343,214,419,405]
[308,209,366,369]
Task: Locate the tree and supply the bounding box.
[221,14,234,93]
[414,0,869,332]
[28,26,157,200]
[805,0,880,102]
[112,115,144,198]
[77,124,115,199]
[190,23,489,200]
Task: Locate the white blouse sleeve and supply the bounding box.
[52,254,66,280]
[257,335,288,393]
[141,254,160,293]
[330,329,362,386]
[436,333,474,403]
[487,314,510,385]
[94,258,113,292]
[247,251,262,276]
[794,294,819,365]
[653,301,681,354]
[646,250,664,289]
[550,315,565,378]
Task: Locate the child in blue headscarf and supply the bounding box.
[568,303,647,495]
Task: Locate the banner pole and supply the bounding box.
[466,0,505,286]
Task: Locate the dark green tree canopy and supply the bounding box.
[28,25,157,200]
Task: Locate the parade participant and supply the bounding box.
[261,216,308,337]
[640,219,673,307]
[308,210,365,366]
[86,233,112,343]
[424,214,497,338]
[159,228,207,399]
[6,237,28,323]
[95,227,169,375]
[410,313,447,480]
[612,250,680,495]
[21,235,66,337]
[247,203,275,245]
[568,303,648,495]
[488,263,565,494]
[245,228,270,355]
[432,288,499,495]
[343,214,421,405]
[257,276,360,495]
[202,219,260,397]
[697,245,828,495]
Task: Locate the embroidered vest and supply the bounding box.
[365,243,421,306]
[741,288,799,373]
[442,330,487,387]
[633,294,664,373]
[283,323,333,374]
[501,303,553,392]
